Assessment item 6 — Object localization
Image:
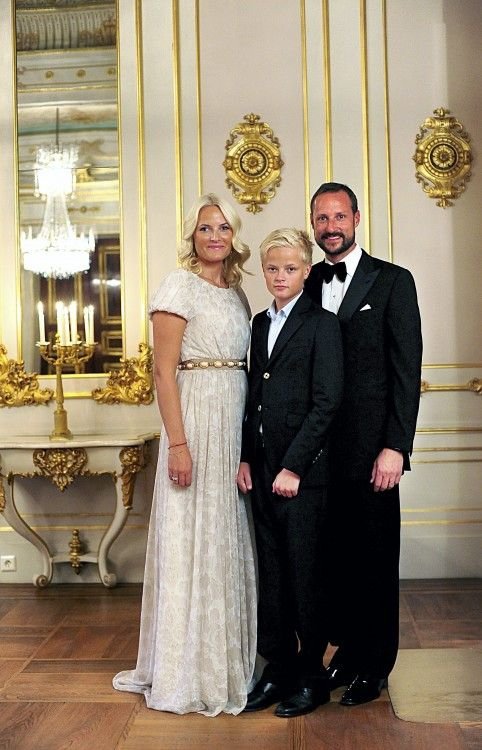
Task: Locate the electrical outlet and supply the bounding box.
[0,555,17,572]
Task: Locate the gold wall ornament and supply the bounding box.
[223,113,283,213]
[0,344,53,408]
[92,343,154,405]
[413,107,472,208]
[32,448,88,491]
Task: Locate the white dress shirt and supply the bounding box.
[266,291,303,357]
[322,244,362,313]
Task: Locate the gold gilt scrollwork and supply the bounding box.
[413,108,472,208]
[33,448,88,491]
[223,113,283,213]
[0,344,53,408]
[0,463,5,513]
[92,343,153,405]
[119,445,148,509]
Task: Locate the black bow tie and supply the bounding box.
[321,261,347,283]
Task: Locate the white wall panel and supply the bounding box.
[0,1,480,582]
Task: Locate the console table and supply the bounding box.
[0,433,155,588]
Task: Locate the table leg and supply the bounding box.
[1,477,53,587]
[96,445,145,587]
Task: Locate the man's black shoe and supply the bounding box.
[274,685,330,718]
[340,675,387,706]
[326,664,356,690]
[243,679,287,712]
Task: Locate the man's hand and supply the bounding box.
[237,461,252,493]
[371,448,403,492]
[272,468,300,498]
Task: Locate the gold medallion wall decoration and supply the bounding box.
[223,113,283,213]
[413,107,472,208]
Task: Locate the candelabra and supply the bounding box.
[38,338,96,440]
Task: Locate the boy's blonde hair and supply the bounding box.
[259,228,313,265]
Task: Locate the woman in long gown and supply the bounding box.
[113,194,257,716]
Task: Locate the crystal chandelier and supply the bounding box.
[21,110,95,279]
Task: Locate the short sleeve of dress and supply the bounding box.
[148,269,195,321]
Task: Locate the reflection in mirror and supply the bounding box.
[16,0,122,375]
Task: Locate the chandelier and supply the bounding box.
[21,110,95,279]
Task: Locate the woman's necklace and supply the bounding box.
[199,274,229,289]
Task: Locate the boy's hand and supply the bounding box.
[272,468,300,498]
[237,461,252,493]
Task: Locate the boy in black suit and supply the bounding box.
[237,228,343,718]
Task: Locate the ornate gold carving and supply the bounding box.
[413,108,472,208]
[92,343,154,405]
[223,113,283,213]
[69,529,83,574]
[421,378,482,394]
[0,344,53,408]
[119,445,148,509]
[33,448,88,491]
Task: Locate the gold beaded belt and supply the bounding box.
[177,359,246,370]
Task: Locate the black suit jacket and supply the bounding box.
[241,292,344,488]
[304,250,423,480]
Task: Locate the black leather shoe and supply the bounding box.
[340,675,387,706]
[244,679,287,712]
[326,664,356,690]
[274,686,330,718]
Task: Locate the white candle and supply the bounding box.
[56,301,64,344]
[88,305,95,344]
[69,301,77,344]
[83,306,90,344]
[63,307,71,346]
[37,301,46,344]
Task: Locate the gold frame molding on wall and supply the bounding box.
[0,343,53,407]
[413,107,472,208]
[223,113,283,214]
[421,378,482,395]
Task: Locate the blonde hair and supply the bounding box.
[259,228,313,265]
[178,193,251,287]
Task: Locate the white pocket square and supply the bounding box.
[359,303,371,311]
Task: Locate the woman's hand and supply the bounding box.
[168,445,193,487]
[237,461,252,493]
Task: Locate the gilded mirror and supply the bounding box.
[15,0,122,375]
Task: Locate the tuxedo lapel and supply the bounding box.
[337,250,380,321]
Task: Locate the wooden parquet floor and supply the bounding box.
[0,579,481,750]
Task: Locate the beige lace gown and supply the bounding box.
[113,269,257,716]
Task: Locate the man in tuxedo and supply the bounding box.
[237,228,343,717]
[304,182,423,705]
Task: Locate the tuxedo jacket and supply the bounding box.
[304,249,423,480]
[241,292,344,488]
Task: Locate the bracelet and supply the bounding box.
[168,441,187,450]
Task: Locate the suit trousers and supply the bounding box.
[327,478,401,678]
[251,442,329,683]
